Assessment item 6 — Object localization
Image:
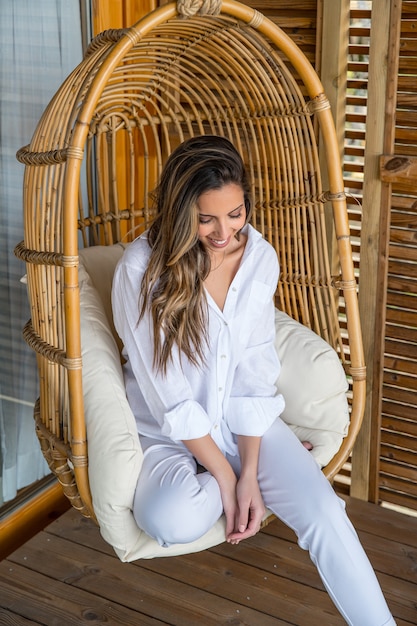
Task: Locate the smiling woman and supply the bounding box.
[110,134,395,624]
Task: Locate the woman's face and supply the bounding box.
[197,183,246,254]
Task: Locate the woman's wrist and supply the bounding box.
[237,435,261,478]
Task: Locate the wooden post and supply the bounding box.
[351,0,402,501]
[319,0,350,158]
[92,0,157,33]
[318,0,349,283]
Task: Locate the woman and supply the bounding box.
[112,135,395,625]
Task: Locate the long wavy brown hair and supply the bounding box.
[140,135,252,374]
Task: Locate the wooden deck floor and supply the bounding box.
[1,495,416,625]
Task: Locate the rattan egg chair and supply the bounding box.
[15,0,366,561]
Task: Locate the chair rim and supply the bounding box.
[17,0,366,520]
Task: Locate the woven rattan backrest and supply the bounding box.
[15,1,365,518]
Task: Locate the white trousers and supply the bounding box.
[133,417,396,626]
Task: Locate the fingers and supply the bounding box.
[227,525,257,544]
[227,508,263,544]
[237,510,249,534]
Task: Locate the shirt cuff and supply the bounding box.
[225,394,285,436]
[161,400,212,441]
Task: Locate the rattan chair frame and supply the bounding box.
[15,0,366,523]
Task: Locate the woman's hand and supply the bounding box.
[225,434,265,544]
[226,473,265,544]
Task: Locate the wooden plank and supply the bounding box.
[384,354,417,377]
[386,274,417,295]
[382,400,417,422]
[341,495,417,546]
[392,198,417,216]
[240,0,317,9]
[0,562,164,626]
[389,242,417,262]
[380,459,417,483]
[391,206,417,222]
[352,0,395,501]
[5,531,290,626]
[386,291,417,311]
[385,322,417,343]
[401,2,417,16]
[383,369,417,391]
[390,227,417,246]
[382,414,417,438]
[380,428,417,451]
[385,306,417,326]
[388,259,417,280]
[0,610,39,625]
[381,154,417,187]
[383,384,417,406]
[379,473,417,499]
[93,0,156,33]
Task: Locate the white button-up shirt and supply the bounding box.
[112,224,285,457]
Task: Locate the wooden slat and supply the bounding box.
[387,274,417,295]
[380,154,417,187]
[389,242,417,262]
[390,211,417,228]
[382,399,417,422]
[379,474,417,500]
[382,414,417,437]
[0,611,37,626]
[385,322,417,343]
[384,355,417,378]
[380,458,417,483]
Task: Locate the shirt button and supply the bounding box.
[220,354,226,359]
[218,387,223,392]
[214,424,219,429]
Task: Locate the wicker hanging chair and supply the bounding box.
[15,0,366,561]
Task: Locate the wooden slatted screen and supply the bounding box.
[239,1,320,75]
[378,0,417,513]
[345,3,370,282]
[160,1,417,509]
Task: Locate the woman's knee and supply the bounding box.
[133,474,223,546]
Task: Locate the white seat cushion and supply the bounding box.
[274,310,349,467]
[78,244,349,561]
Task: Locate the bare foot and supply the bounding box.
[302,441,313,451]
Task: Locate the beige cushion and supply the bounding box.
[78,244,349,561]
[79,250,228,561]
[274,310,349,467]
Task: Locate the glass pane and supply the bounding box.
[0,0,83,505]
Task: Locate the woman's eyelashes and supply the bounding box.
[198,210,243,225]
